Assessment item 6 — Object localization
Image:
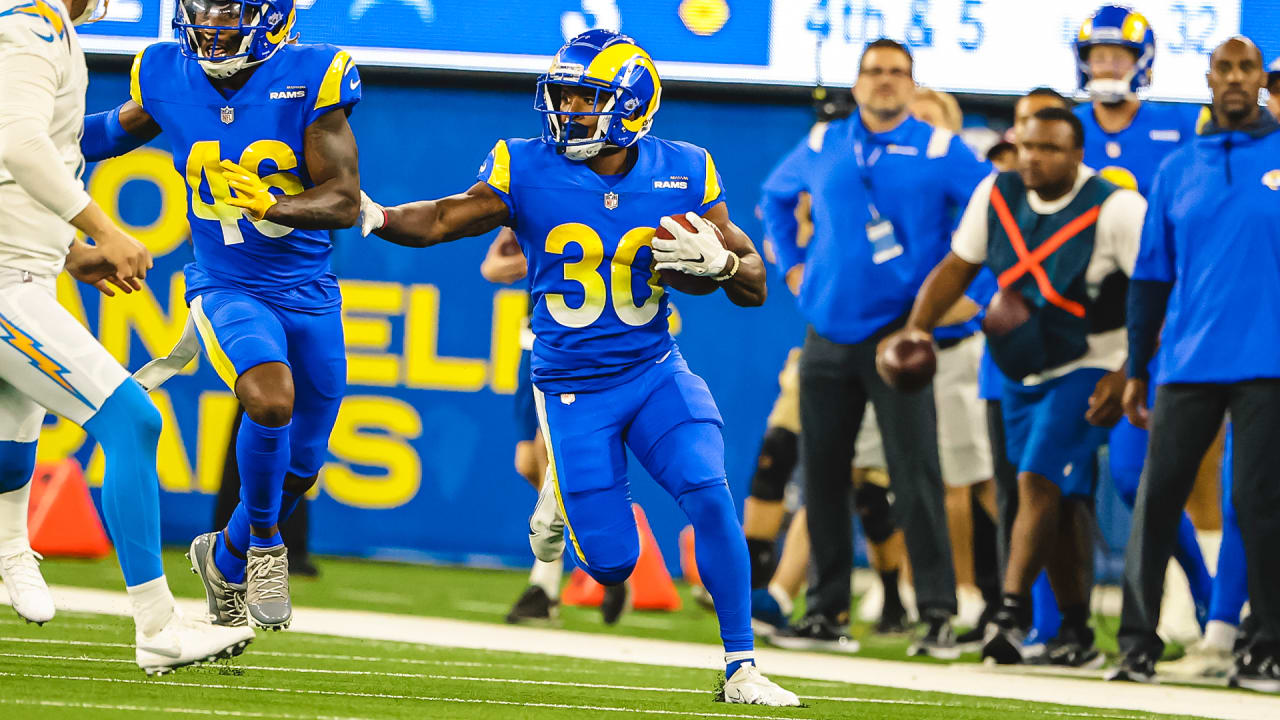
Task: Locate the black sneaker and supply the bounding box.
[908,611,960,659]
[875,600,912,636]
[956,604,997,653]
[1229,646,1280,693]
[1106,651,1158,683]
[981,609,1027,665]
[768,614,861,653]
[1045,625,1104,669]
[601,582,630,626]
[505,585,558,625]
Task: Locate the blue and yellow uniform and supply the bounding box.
[129,40,360,478]
[480,134,727,578]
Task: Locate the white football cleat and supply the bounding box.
[528,477,565,563]
[1158,638,1235,680]
[135,608,254,676]
[722,662,801,707]
[1,549,55,625]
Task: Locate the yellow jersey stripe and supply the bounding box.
[189,298,239,392]
[314,50,354,112]
[486,140,512,194]
[702,150,721,206]
[532,387,587,565]
[129,47,146,108]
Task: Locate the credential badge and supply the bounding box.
[221,106,235,125]
[604,191,619,210]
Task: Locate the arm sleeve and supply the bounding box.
[696,149,725,214]
[306,49,361,125]
[1127,279,1171,380]
[0,51,92,222]
[1097,188,1147,276]
[757,137,812,272]
[477,140,515,222]
[950,173,995,265]
[81,105,149,162]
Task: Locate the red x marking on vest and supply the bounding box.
[988,185,1100,319]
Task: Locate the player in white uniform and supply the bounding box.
[0,0,253,673]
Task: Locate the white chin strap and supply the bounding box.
[1087,78,1135,104]
[561,105,613,162]
[199,55,250,79]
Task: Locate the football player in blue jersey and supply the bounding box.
[359,29,799,706]
[79,0,361,631]
[1070,3,1213,657]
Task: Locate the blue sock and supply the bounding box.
[1174,514,1212,628]
[676,483,754,661]
[0,440,36,493]
[83,380,164,587]
[1210,425,1249,625]
[214,510,248,584]
[235,416,290,549]
[1030,573,1060,643]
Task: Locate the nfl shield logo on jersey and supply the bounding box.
[604,192,619,210]
[221,106,235,125]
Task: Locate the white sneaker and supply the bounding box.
[957,585,985,629]
[0,549,54,625]
[722,662,801,706]
[528,478,565,563]
[1158,639,1235,680]
[135,608,255,676]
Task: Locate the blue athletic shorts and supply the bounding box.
[514,350,538,443]
[535,346,724,574]
[1000,367,1110,498]
[190,287,346,478]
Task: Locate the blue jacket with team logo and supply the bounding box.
[759,115,990,344]
[1131,113,1280,383]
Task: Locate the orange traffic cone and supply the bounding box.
[559,504,682,611]
[27,460,111,558]
[679,524,701,585]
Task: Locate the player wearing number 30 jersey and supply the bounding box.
[80,0,361,633]
[359,29,798,707]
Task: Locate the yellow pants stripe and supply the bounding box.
[532,386,586,565]
[189,296,239,393]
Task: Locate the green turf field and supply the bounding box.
[0,550,1216,719]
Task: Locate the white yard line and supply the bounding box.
[0,697,371,720]
[4,585,1277,720]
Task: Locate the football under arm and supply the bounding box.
[264,109,361,230]
[81,101,160,162]
[374,182,511,249]
[702,201,767,308]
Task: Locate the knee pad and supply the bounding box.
[855,482,896,544]
[749,427,798,502]
[0,441,36,493]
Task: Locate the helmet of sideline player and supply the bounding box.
[174,0,295,80]
[71,0,109,25]
[1075,5,1155,103]
[535,29,662,161]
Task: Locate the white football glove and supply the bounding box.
[359,191,387,237]
[652,212,733,278]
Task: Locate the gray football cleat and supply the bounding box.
[245,544,292,630]
[187,532,247,627]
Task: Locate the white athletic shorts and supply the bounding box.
[934,333,993,488]
[0,268,127,440]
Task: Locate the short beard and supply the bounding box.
[868,103,907,121]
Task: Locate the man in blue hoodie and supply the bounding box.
[1109,36,1280,693]
[758,38,990,657]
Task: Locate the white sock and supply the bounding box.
[767,582,794,617]
[529,558,563,600]
[127,576,176,637]
[1203,620,1237,652]
[0,484,31,557]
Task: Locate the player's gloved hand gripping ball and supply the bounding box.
[653,212,734,278]
[220,160,278,222]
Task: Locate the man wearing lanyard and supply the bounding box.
[760,38,989,657]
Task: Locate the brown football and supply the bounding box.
[982,286,1031,337]
[876,336,937,393]
[654,214,725,296]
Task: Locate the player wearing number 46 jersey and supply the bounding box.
[359,29,798,707]
[80,0,361,632]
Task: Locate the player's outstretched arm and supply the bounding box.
[223,109,361,230]
[362,182,510,248]
[81,101,161,162]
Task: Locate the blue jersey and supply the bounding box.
[129,42,361,311]
[479,135,724,393]
[1075,102,1197,197]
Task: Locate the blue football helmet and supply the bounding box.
[174,0,295,79]
[1075,5,1155,102]
[535,29,662,161]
